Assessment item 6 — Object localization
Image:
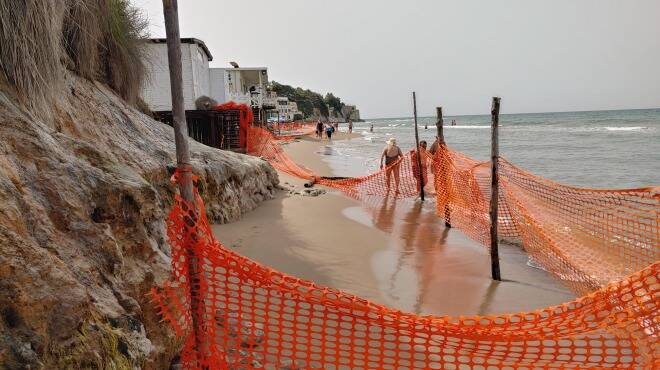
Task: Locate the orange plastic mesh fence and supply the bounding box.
[149,172,659,369]
[247,125,660,294]
[149,127,659,368]
[430,144,660,296]
[247,126,435,199]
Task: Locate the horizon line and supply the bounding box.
[363,106,660,121]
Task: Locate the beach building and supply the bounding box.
[139,38,254,152]
[288,101,303,120]
[209,67,269,114]
[140,39,270,116]
[264,92,299,122]
[140,38,213,111]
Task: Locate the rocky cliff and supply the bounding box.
[0,74,278,368]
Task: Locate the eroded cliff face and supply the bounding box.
[0,74,278,368]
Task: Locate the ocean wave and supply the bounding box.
[604,126,647,131]
[447,125,490,129]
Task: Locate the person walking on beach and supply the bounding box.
[348,120,353,133]
[316,120,323,139]
[411,141,428,192]
[370,123,374,133]
[325,123,335,140]
[380,138,403,194]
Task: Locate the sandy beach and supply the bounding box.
[212,131,574,316]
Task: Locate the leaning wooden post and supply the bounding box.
[436,107,451,227]
[489,97,502,281]
[162,0,203,363]
[412,92,425,201]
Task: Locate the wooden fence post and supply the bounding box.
[162,0,203,364]
[436,107,445,144]
[490,97,502,281]
[436,107,451,227]
[412,92,425,201]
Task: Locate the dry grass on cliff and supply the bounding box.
[0,0,147,110]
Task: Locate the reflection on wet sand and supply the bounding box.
[347,195,574,316]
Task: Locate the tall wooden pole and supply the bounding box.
[162,0,203,363]
[412,92,425,201]
[489,97,501,281]
[436,107,451,228]
[435,107,445,144]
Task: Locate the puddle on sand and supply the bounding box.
[349,195,574,316]
[342,206,374,228]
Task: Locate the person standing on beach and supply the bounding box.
[348,120,353,133]
[326,123,335,140]
[316,120,323,139]
[370,124,374,133]
[411,141,428,192]
[380,138,403,194]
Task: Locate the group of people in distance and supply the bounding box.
[315,120,354,140]
[380,136,441,195]
[315,120,334,140]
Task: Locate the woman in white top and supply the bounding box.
[380,138,403,193]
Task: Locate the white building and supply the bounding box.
[288,101,302,120]
[209,67,268,109]
[140,38,213,111]
[140,38,270,116]
[263,93,304,122]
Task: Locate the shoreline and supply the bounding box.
[213,131,575,316]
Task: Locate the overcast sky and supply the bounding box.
[136,0,660,118]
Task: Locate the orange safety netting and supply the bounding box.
[431,144,660,296]
[248,126,660,296]
[149,171,659,369]
[213,102,254,148]
[247,126,435,200]
[149,126,660,369]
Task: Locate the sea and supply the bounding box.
[323,108,660,189]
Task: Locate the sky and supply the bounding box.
[135,0,660,118]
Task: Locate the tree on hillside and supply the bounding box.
[270,81,329,118]
[324,93,344,115]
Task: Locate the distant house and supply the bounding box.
[288,101,302,120]
[140,38,213,111]
[262,92,304,122]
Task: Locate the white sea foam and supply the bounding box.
[447,125,490,129]
[604,126,647,131]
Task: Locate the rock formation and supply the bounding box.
[0,73,278,368]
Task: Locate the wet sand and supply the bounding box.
[212,131,574,316]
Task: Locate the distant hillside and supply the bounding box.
[269,81,361,121]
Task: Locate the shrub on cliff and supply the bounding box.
[0,0,147,110]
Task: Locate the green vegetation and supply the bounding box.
[324,93,343,115]
[270,81,350,118]
[0,0,147,110]
[45,316,139,369]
